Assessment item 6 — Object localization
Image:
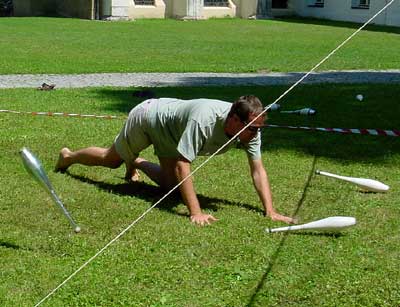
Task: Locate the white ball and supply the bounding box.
[74,226,81,233]
[356,94,363,101]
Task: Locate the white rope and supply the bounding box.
[34,2,396,306]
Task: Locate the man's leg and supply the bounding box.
[55,144,123,172]
[132,157,177,190]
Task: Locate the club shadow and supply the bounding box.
[65,172,263,216]
[286,231,344,238]
[0,240,21,250]
[246,156,317,307]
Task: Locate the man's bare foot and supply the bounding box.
[269,212,298,224]
[55,148,71,173]
[125,169,140,183]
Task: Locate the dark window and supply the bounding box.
[351,0,370,9]
[308,0,324,8]
[272,0,288,9]
[204,0,229,7]
[134,0,155,5]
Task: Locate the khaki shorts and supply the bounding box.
[114,100,153,164]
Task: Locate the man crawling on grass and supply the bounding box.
[55,95,295,226]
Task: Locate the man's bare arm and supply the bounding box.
[248,158,296,224]
[174,158,217,226]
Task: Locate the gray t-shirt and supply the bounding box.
[145,98,261,162]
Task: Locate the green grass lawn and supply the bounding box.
[0,84,399,306]
[0,17,399,74]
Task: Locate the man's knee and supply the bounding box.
[103,146,123,169]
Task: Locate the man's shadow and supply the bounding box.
[65,172,264,217]
[245,156,332,307]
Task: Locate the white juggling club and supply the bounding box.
[266,216,356,233]
[316,170,389,193]
[266,103,281,111]
[280,108,316,116]
[20,147,81,233]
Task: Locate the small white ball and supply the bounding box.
[74,226,81,233]
[356,94,363,101]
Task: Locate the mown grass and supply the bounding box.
[0,17,399,74]
[0,84,399,306]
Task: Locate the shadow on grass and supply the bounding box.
[275,16,400,35]
[289,232,343,237]
[65,172,263,216]
[0,240,21,250]
[245,156,339,306]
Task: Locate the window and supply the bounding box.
[351,0,370,9]
[308,0,324,8]
[204,0,229,7]
[134,0,155,5]
[272,0,288,9]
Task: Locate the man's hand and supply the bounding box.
[267,211,297,224]
[190,213,218,226]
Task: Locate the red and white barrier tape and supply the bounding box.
[0,109,121,120]
[266,124,400,137]
[1,109,398,137]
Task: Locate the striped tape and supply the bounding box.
[266,124,400,137]
[1,109,398,137]
[0,109,121,120]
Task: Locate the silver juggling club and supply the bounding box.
[19,147,81,233]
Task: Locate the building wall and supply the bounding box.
[170,0,187,18]
[13,0,56,16]
[11,0,400,27]
[13,0,31,16]
[58,0,94,19]
[232,0,258,18]
[296,0,399,26]
[129,0,166,19]
[202,0,236,19]
[13,0,94,19]
[386,1,400,26]
[110,0,130,19]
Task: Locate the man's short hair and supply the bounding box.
[228,95,264,121]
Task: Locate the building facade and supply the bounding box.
[11,0,400,27]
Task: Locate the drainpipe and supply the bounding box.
[90,0,95,19]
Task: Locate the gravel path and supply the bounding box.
[0,70,399,88]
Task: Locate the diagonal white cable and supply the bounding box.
[34,2,395,306]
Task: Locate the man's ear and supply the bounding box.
[231,113,241,123]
